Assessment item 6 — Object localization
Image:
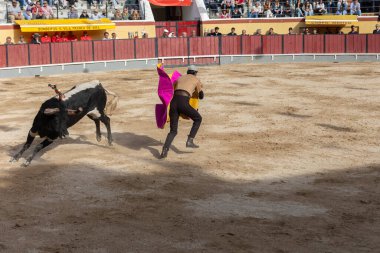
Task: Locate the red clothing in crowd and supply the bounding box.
[51,34,61,43]
[40,34,51,43]
[67,34,78,41]
[80,35,92,41]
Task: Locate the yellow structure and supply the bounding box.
[15,19,116,32]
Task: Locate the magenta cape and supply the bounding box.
[155,65,181,129]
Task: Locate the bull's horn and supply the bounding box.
[44,108,60,115]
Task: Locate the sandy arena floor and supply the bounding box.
[0,62,379,252]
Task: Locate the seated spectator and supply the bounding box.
[168,32,176,37]
[91,9,102,20]
[221,0,234,12]
[51,32,61,42]
[249,1,262,18]
[110,0,120,8]
[314,0,327,15]
[129,10,140,20]
[180,32,187,37]
[373,24,380,34]
[31,33,41,44]
[111,32,117,39]
[8,1,21,23]
[267,27,277,35]
[206,0,219,16]
[241,29,248,36]
[60,32,69,42]
[162,29,169,38]
[142,32,149,38]
[312,28,318,34]
[103,32,110,40]
[80,10,90,19]
[348,25,358,34]
[350,0,361,16]
[283,0,292,17]
[68,6,79,18]
[4,36,14,45]
[288,27,295,34]
[272,0,283,17]
[303,1,313,16]
[125,0,139,10]
[336,0,348,15]
[207,28,215,36]
[66,0,78,7]
[40,33,51,43]
[231,8,242,18]
[14,11,25,20]
[295,0,304,17]
[227,27,237,36]
[191,30,197,37]
[121,8,130,20]
[211,27,222,36]
[235,0,245,14]
[263,1,274,17]
[113,9,122,20]
[134,31,139,39]
[101,10,107,18]
[41,1,54,19]
[23,9,33,20]
[219,9,231,18]
[67,31,77,41]
[80,31,92,40]
[253,29,262,35]
[304,27,310,34]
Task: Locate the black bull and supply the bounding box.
[10,81,118,166]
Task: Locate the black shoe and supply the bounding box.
[160,147,169,159]
[186,137,199,148]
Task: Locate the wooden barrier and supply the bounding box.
[51,42,72,64]
[304,35,324,53]
[346,34,367,53]
[94,40,114,61]
[263,35,282,54]
[283,35,303,54]
[0,45,6,67]
[72,41,93,62]
[221,36,241,55]
[189,36,219,65]
[29,43,50,66]
[7,44,29,67]
[367,34,380,53]
[325,35,345,53]
[135,38,156,59]
[242,36,262,54]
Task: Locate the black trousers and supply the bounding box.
[163,94,202,149]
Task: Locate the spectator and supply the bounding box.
[130,10,141,20]
[227,27,237,36]
[312,28,318,34]
[272,0,283,17]
[211,27,222,36]
[60,32,69,42]
[180,31,187,37]
[337,30,344,35]
[314,0,327,15]
[41,1,54,19]
[221,0,234,12]
[8,1,21,23]
[336,0,347,15]
[68,6,78,18]
[4,36,14,45]
[263,1,273,17]
[373,24,380,34]
[14,11,25,20]
[31,33,41,44]
[162,29,169,38]
[134,31,139,38]
[235,0,244,14]
[40,33,51,43]
[23,9,33,20]
[113,9,122,20]
[80,31,92,40]
[241,29,248,36]
[80,10,90,19]
[249,1,262,18]
[103,32,110,40]
[91,9,101,20]
[219,9,231,18]
[295,0,303,17]
[288,27,295,34]
[283,0,292,17]
[101,10,107,18]
[168,32,176,38]
[304,27,310,35]
[253,28,262,35]
[111,32,117,39]
[67,31,77,41]
[231,8,242,18]
[207,28,214,36]
[267,27,277,35]
[121,8,130,20]
[51,32,61,42]
[18,35,26,44]
[303,2,313,16]
[348,25,358,34]
[350,0,361,16]
[142,32,149,38]
[191,30,197,37]
[66,0,77,7]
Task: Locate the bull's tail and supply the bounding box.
[104,88,119,116]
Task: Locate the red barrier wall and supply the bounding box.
[29,43,50,65]
[0,45,6,67]
[367,34,380,53]
[158,37,188,65]
[263,35,282,54]
[72,41,93,62]
[94,40,114,61]
[7,44,29,67]
[189,36,219,65]
[325,35,345,53]
[135,38,156,59]
[283,35,303,54]
[51,42,72,64]
[114,39,135,60]
[346,34,367,53]
[304,35,324,53]
[242,36,262,54]
[222,36,241,55]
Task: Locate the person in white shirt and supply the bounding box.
[350,0,361,15]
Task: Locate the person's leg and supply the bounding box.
[161,97,180,158]
[179,99,202,148]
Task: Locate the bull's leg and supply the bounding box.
[23,139,53,167]
[87,115,102,142]
[99,114,112,145]
[10,131,36,162]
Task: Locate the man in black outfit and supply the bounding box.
[227,27,237,36]
[160,65,204,159]
[373,24,380,34]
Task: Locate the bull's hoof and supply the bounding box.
[96,135,102,142]
[9,156,19,163]
[22,160,31,167]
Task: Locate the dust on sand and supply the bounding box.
[0,62,379,252]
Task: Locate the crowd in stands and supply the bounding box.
[6,0,142,22]
[204,0,369,18]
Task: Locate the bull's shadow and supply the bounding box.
[112,132,192,159]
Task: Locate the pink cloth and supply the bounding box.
[155,65,182,129]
